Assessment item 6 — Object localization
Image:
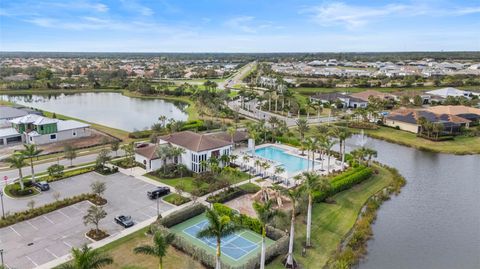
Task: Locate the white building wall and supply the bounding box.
[27,127,90,145]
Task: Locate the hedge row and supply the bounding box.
[206,183,260,203]
[0,193,98,228]
[159,203,206,228]
[314,167,373,202]
[213,203,263,234]
[46,166,95,182]
[157,203,289,269]
[330,166,368,184]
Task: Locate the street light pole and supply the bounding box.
[156,197,159,216]
[0,248,4,267]
[0,190,5,219]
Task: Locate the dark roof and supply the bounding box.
[386,109,470,125]
[159,131,232,152]
[0,106,28,119]
[135,144,161,160]
[310,92,367,103]
[208,131,249,143]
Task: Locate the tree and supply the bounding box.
[253,200,283,269]
[197,208,242,269]
[284,187,303,268]
[300,172,330,247]
[331,127,351,171]
[83,205,107,236]
[48,164,65,178]
[90,180,107,199]
[121,143,135,167]
[295,118,309,142]
[322,137,335,175]
[158,115,167,127]
[5,154,27,190]
[363,147,378,166]
[96,149,111,168]
[19,144,43,183]
[413,95,423,106]
[57,245,113,269]
[53,191,61,201]
[27,199,36,210]
[133,231,174,269]
[227,126,236,144]
[64,145,77,167]
[110,140,120,156]
[157,146,173,174]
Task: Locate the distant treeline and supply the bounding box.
[1,51,480,61]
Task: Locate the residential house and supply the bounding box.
[135,131,233,172]
[426,105,480,125]
[309,92,368,109]
[8,114,90,145]
[426,87,474,99]
[350,90,396,102]
[384,108,470,134]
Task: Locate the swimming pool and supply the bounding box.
[255,146,309,174]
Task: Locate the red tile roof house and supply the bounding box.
[134,131,233,172]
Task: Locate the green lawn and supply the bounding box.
[145,172,250,195]
[163,193,191,205]
[266,165,394,269]
[356,126,480,155]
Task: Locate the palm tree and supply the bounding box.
[253,200,283,269]
[300,172,330,247]
[171,147,185,165]
[19,144,43,183]
[227,126,236,144]
[322,137,335,175]
[57,245,113,269]
[133,232,175,269]
[158,115,167,127]
[274,166,285,182]
[284,187,303,268]
[157,146,173,174]
[332,127,352,171]
[295,118,309,142]
[197,208,242,269]
[5,153,27,190]
[363,147,378,166]
[254,159,261,174]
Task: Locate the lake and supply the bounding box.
[0,92,189,131]
[345,135,480,269]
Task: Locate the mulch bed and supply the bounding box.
[86,229,110,241]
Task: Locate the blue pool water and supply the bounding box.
[255,146,309,174]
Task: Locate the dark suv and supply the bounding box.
[147,186,170,199]
[33,181,50,191]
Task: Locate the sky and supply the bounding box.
[0,0,479,52]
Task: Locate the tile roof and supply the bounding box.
[386,108,471,125]
[207,131,249,143]
[134,143,162,160]
[159,131,232,152]
[426,105,480,116]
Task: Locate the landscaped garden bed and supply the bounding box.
[86,229,110,241]
[163,193,191,205]
[206,183,260,203]
[4,181,39,197]
[0,193,102,228]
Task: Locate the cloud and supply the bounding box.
[224,16,274,33]
[305,1,480,29]
[119,0,154,16]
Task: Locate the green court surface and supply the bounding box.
[170,213,275,266]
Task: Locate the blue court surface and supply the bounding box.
[183,219,261,260]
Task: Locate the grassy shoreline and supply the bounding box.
[266,164,399,269]
[349,126,480,155]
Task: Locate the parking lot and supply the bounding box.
[0,172,174,269]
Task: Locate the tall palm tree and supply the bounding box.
[253,200,283,269]
[284,187,303,268]
[197,208,241,269]
[300,172,330,247]
[19,144,43,183]
[157,146,173,174]
[5,153,27,190]
[363,147,378,166]
[133,232,174,269]
[332,127,352,171]
[227,126,236,144]
[158,115,167,127]
[57,245,113,269]
[295,118,309,142]
[322,137,335,175]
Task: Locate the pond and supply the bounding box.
[0,92,189,131]
[344,135,480,269]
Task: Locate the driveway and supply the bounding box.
[0,172,174,269]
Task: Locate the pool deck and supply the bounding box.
[233,143,344,188]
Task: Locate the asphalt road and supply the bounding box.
[0,172,173,269]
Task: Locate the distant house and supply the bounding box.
[384,108,470,134]
[426,105,480,124]
[135,131,233,172]
[0,106,29,127]
[349,90,395,102]
[309,93,368,109]
[8,114,90,145]
[426,87,473,99]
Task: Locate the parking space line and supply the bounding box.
[25,256,38,267]
[9,226,21,237]
[43,215,55,224]
[139,211,154,218]
[58,210,72,219]
[26,220,39,230]
[63,241,72,248]
[45,247,59,258]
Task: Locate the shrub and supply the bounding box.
[160,203,206,228]
[128,130,154,139]
[163,193,191,206]
[239,183,261,193]
[47,164,65,178]
[313,167,373,202]
[213,203,263,234]
[0,193,99,228]
[95,166,118,175]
